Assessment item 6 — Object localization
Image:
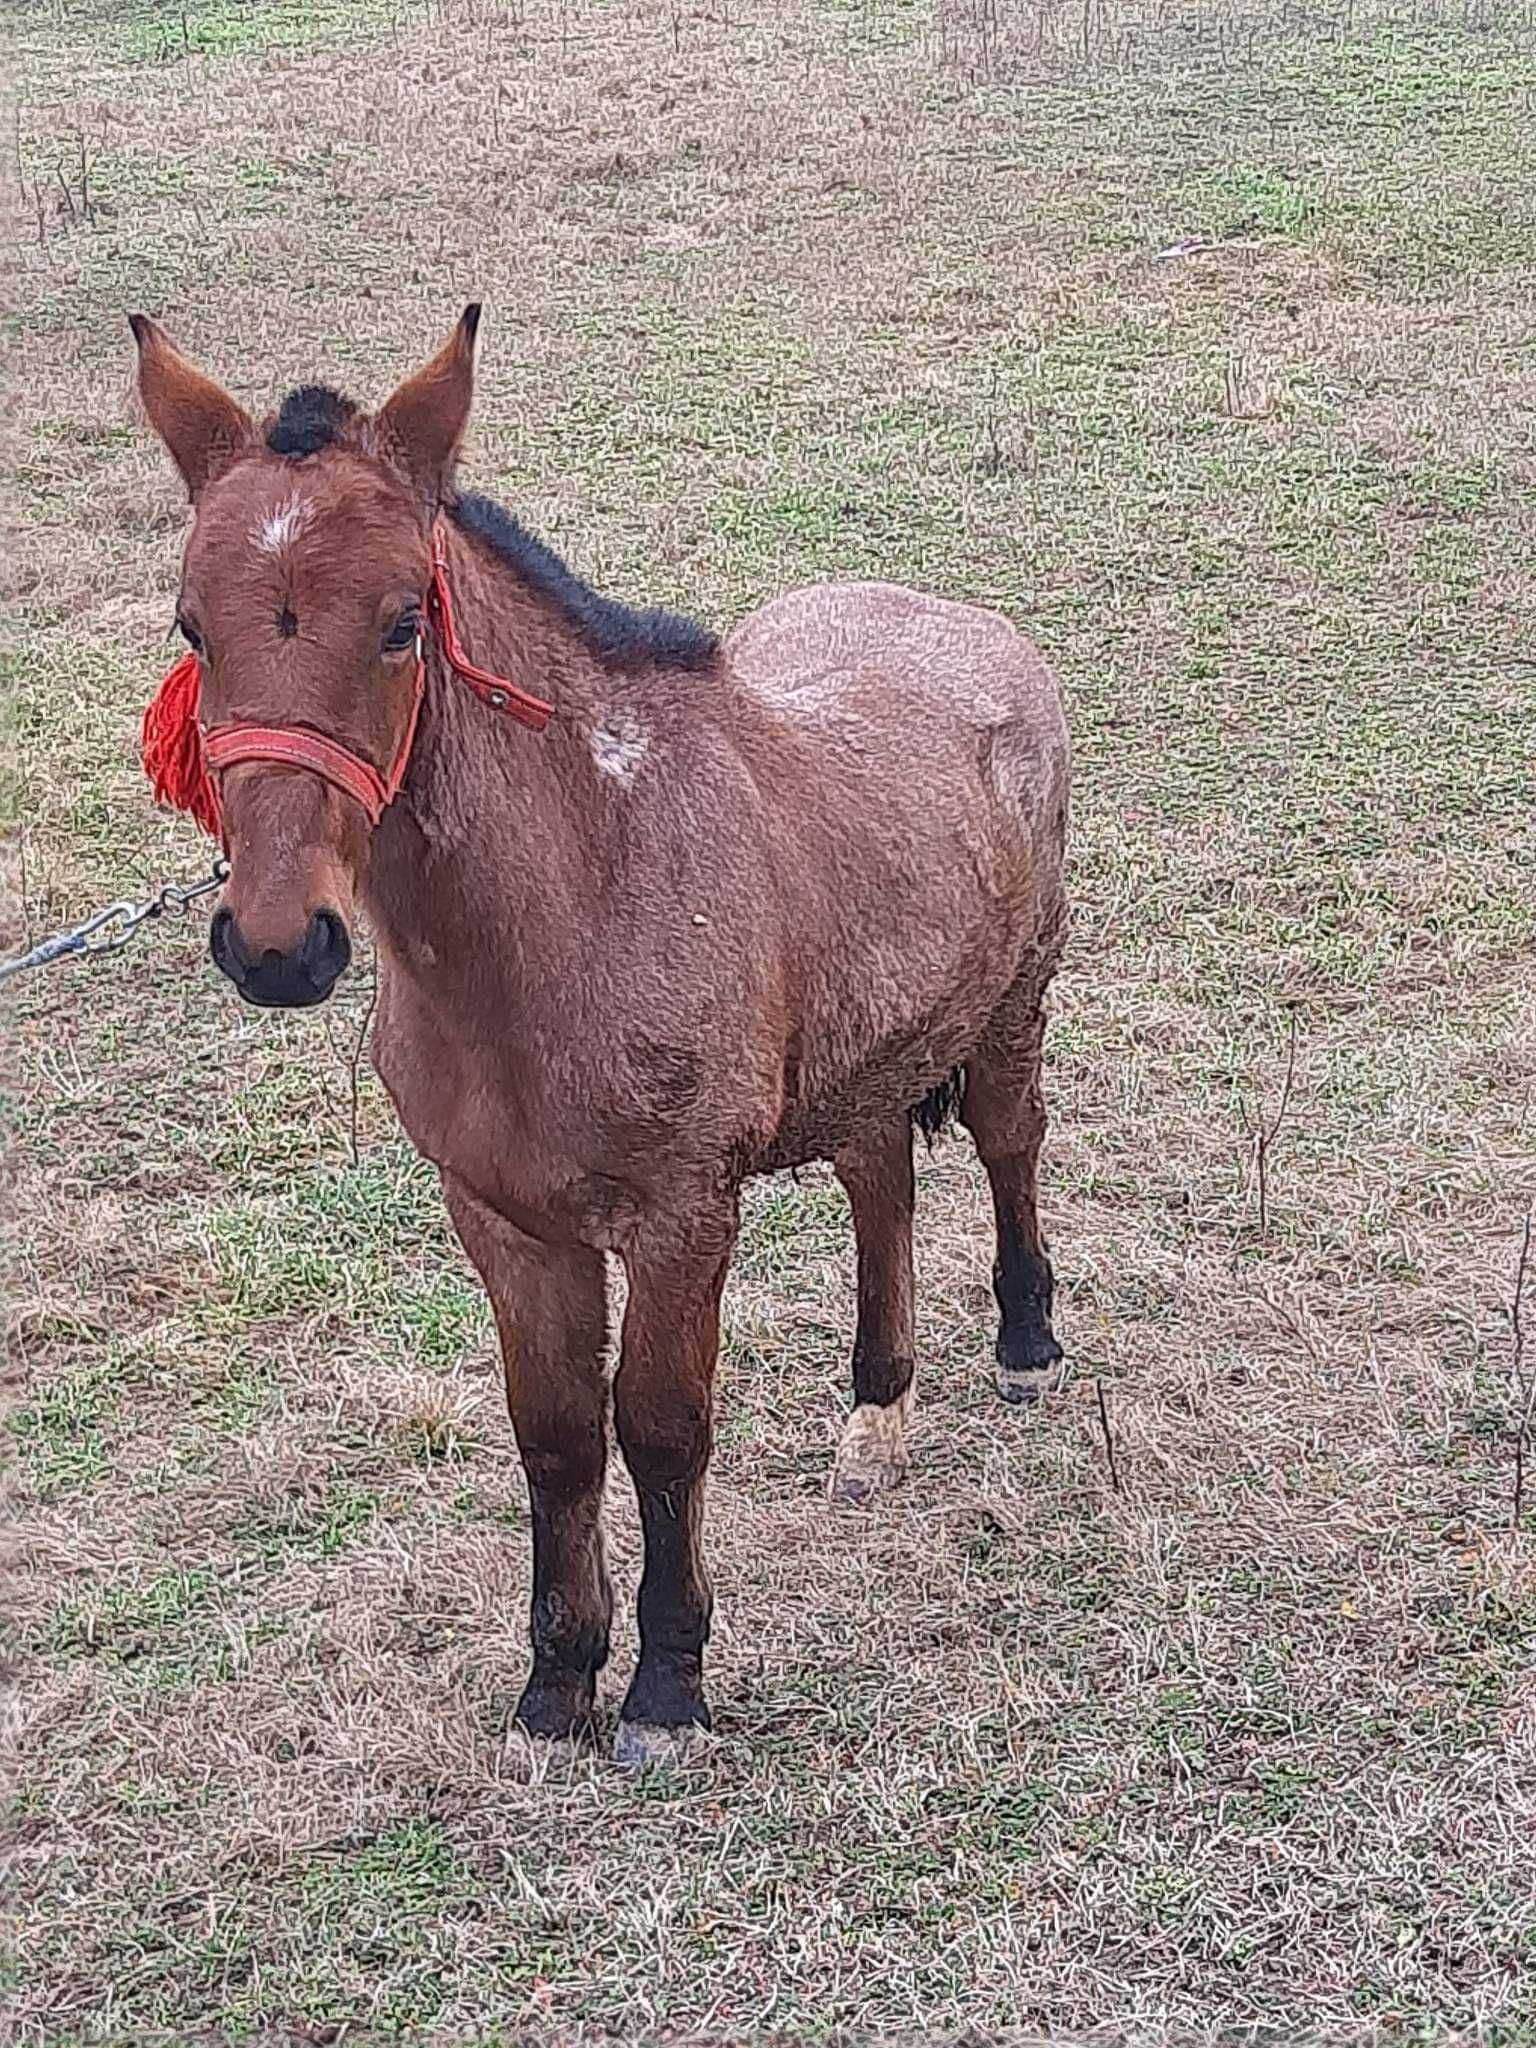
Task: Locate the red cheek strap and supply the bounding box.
[426,522,552,730]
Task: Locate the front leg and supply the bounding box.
[444,1178,611,1742]
[612,1206,736,1767]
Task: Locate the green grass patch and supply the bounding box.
[119,0,400,63]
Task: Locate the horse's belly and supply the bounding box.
[755,1040,969,1171]
[753,957,1012,1170]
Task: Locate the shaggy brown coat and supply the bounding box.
[131,308,1070,1763]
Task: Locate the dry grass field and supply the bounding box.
[5,0,1536,2040]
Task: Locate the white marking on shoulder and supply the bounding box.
[255,497,312,554]
[590,716,649,785]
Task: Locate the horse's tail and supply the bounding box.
[910,1065,966,1148]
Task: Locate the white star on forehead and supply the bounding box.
[254,497,312,554]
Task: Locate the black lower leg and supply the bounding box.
[961,1013,1064,1403]
[613,1229,730,1741]
[517,1488,611,1737]
[621,1480,712,1731]
[852,1335,914,1409]
[992,1190,1062,1392]
[838,1122,917,1411]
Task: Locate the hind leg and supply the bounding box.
[829,1119,916,1503]
[962,982,1065,1405]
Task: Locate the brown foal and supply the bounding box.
[130,307,1071,1764]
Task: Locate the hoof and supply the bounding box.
[514,1674,597,1744]
[613,1719,707,1771]
[829,1449,909,1504]
[504,1725,586,1782]
[830,1395,911,1504]
[995,1358,1064,1404]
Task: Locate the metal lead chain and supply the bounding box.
[0,858,229,986]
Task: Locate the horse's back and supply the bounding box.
[726,578,1066,773]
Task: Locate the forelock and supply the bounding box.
[265,385,359,458]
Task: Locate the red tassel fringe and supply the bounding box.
[141,652,222,839]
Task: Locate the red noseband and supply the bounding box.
[141,521,552,840]
[201,681,424,829]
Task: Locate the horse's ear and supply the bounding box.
[374,304,481,504]
[129,314,252,499]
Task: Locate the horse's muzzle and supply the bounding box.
[209,906,351,1008]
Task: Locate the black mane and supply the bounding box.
[449,489,719,675]
[266,385,357,457]
[255,401,718,672]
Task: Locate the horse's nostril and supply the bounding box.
[303,908,351,987]
[209,906,248,978]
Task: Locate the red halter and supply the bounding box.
[141,521,552,840]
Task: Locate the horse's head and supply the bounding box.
[131,307,481,1007]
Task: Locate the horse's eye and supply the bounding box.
[383,609,420,654]
[176,614,203,655]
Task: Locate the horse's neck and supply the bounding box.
[363,531,604,975]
